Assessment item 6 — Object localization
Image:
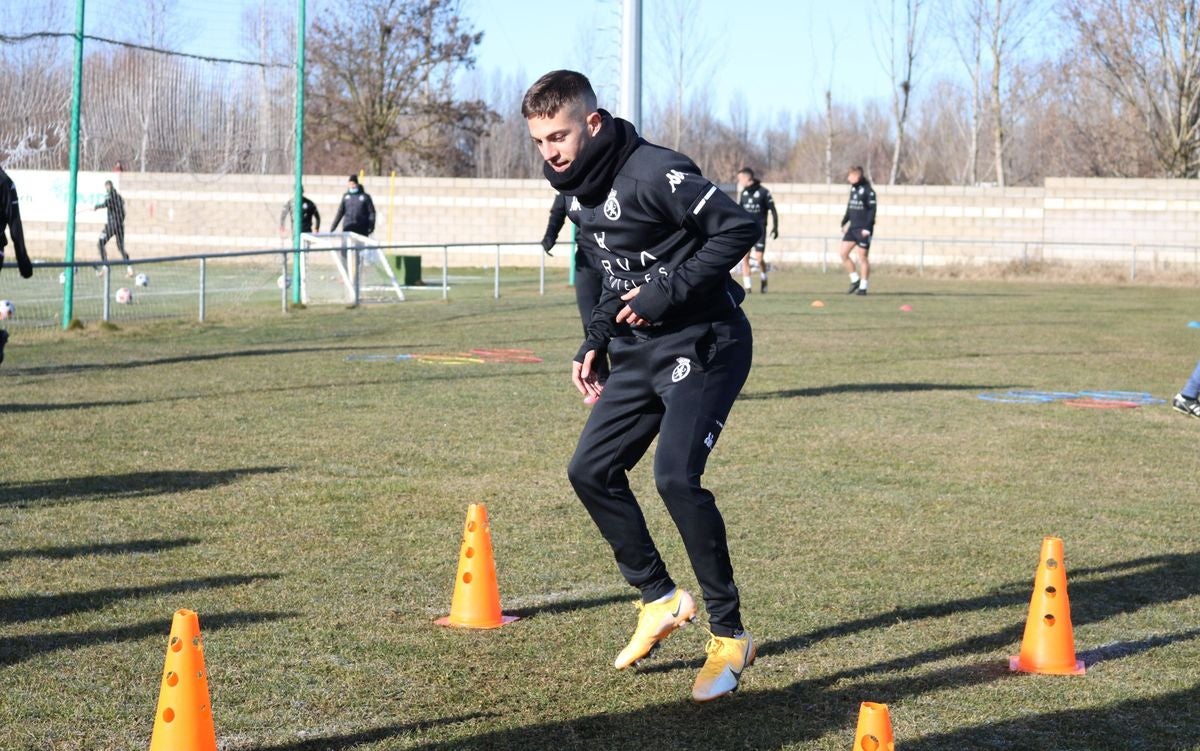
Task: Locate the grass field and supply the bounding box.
[2,268,1198,750]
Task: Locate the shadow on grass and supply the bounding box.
[508,593,629,620]
[0,536,201,563]
[408,551,1200,750]
[0,573,281,624]
[250,713,493,751]
[0,466,286,507]
[741,382,1018,400]
[902,680,1200,750]
[5,344,406,377]
[0,610,291,667]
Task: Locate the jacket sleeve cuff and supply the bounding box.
[574,338,607,364]
[627,283,670,322]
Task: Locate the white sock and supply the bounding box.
[859,279,869,290]
[742,276,752,289]
[849,271,860,283]
[760,270,768,280]
[652,588,676,604]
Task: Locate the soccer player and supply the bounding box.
[95,180,133,277]
[1171,361,1200,418]
[735,167,778,294]
[330,175,375,236]
[0,166,33,366]
[524,70,759,702]
[280,187,321,235]
[839,166,876,295]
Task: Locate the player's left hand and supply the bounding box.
[861,229,871,238]
[616,287,650,327]
[770,227,778,240]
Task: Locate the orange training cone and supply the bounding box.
[1008,536,1086,675]
[852,701,895,751]
[149,609,218,751]
[435,503,519,629]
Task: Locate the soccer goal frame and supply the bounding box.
[298,231,404,305]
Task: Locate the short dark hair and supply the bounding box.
[348,174,360,184]
[848,166,864,177]
[738,167,755,179]
[104,180,113,188]
[522,70,598,119]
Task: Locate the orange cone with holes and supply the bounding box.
[1009,536,1086,675]
[435,504,518,629]
[149,609,217,751]
[852,701,895,751]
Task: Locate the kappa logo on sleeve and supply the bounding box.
[665,169,686,193]
[569,196,581,212]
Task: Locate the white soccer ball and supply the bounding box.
[277,274,289,289]
[135,273,149,287]
[115,287,132,304]
[0,300,13,320]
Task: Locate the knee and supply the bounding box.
[654,461,699,505]
[567,452,604,497]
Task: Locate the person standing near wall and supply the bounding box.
[839,166,876,295]
[280,187,321,235]
[0,166,33,366]
[735,167,778,294]
[330,175,375,236]
[95,180,133,277]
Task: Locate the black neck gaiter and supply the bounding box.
[543,109,642,207]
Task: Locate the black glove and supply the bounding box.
[770,227,778,240]
[16,248,31,278]
[0,249,5,275]
[541,238,554,256]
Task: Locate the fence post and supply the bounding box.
[281,253,288,313]
[1022,242,1029,271]
[102,265,111,322]
[352,245,361,307]
[494,243,501,299]
[1130,244,1137,281]
[442,245,449,301]
[919,240,925,275]
[198,258,206,322]
[821,237,828,273]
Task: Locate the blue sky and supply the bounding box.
[14,0,1058,125]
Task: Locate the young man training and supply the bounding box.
[735,167,778,293]
[839,166,876,295]
[0,166,33,366]
[524,70,759,702]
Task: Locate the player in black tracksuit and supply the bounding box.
[524,70,759,702]
[0,167,34,366]
[840,166,877,294]
[330,175,375,236]
[280,190,321,234]
[95,180,132,276]
[735,167,779,293]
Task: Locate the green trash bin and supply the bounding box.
[392,255,423,286]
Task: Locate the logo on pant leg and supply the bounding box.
[671,357,692,383]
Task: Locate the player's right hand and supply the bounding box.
[572,351,604,402]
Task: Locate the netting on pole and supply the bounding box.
[0,29,295,175]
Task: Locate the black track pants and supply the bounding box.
[99,225,128,262]
[567,313,752,636]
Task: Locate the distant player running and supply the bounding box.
[840,166,876,295]
[735,168,778,294]
[95,180,133,278]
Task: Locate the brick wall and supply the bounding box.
[16,173,1200,270]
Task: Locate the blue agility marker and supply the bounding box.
[1188,321,1200,329]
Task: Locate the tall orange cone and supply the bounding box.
[1008,536,1086,675]
[852,701,895,751]
[149,609,217,751]
[435,503,519,629]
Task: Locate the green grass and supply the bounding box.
[2,269,1198,750]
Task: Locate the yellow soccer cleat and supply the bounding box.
[692,630,756,702]
[613,589,697,669]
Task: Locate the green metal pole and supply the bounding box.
[62,0,86,328]
[291,0,306,305]
[568,222,577,286]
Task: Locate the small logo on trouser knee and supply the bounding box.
[704,432,715,449]
[671,357,692,383]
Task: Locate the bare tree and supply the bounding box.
[307,0,492,175]
[1064,0,1200,177]
[980,0,1042,186]
[651,0,714,150]
[874,0,926,184]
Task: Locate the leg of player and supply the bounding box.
[739,253,752,293]
[855,244,870,295]
[840,240,860,293]
[97,231,109,274]
[1172,359,1200,418]
[116,227,133,277]
[753,250,767,293]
